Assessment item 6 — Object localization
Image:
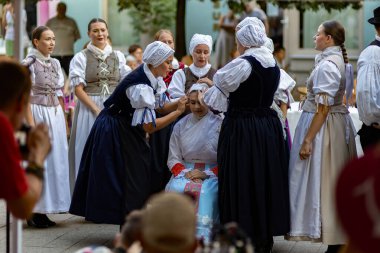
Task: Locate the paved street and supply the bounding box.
[0,200,327,253]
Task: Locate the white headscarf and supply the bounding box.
[236,23,267,48]
[188,34,213,55]
[263,37,274,53]
[236,17,265,31]
[143,41,174,68]
[188,83,208,93]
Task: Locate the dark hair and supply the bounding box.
[87,18,108,32]
[0,59,32,109]
[121,210,143,247]
[128,44,142,54]
[322,20,348,63]
[154,29,174,42]
[57,2,66,9]
[273,45,285,55]
[31,26,51,48]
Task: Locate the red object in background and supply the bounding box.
[336,145,380,253]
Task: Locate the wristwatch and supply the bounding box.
[25,162,45,181]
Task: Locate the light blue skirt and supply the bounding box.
[166,162,219,243]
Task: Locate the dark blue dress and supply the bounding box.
[70,65,153,225]
[218,56,290,243]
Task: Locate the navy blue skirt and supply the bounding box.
[70,109,151,225]
[218,108,290,242]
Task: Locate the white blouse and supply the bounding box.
[126,64,168,126]
[69,48,130,87]
[274,69,296,105]
[168,63,212,100]
[204,46,275,112]
[357,36,380,126]
[311,46,342,106]
[167,111,222,176]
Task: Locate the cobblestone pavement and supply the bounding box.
[0,201,327,253]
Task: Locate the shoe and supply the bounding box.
[27,214,49,228]
[41,214,56,227]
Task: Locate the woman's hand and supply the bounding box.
[185,169,208,182]
[92,107,101,117]
[197,77,213,87]
[176,96,188,114]
[197,90,207,108]
[299,139,312,160]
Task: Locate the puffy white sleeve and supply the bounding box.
[167,69,186,101]
[312,61,341,106]
[69,51,87,87]
[126,84,157,126]
[115,50,132,79]
[167,122,184,170]
[356,45,380,125]
[204,57,252,112]
[26,62,36,95]
[274,69,296,105]
[55,59,65,97]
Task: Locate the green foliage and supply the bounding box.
[266,0,362,13]
[118,0,176,36]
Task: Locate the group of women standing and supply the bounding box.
[22,13,356,253]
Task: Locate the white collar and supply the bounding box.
[376,35,380,42]
[241,46,276,68]
[143,63,158,90]
[86,42,113,61]
[27,48,51,64]
[189,63,212,78]
[315,46,342,64]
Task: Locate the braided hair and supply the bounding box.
[322,20,348,63]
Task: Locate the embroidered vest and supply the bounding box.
[183,67,216,94]
[30,59,61,107]
[83,49,120,96]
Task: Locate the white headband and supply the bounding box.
[188,83,208,93]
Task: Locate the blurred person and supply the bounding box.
[69,41,187,225]
[286,21,357,253]
[128,44,143,66]
[68,18,131,191]
[198,222,254,252]
[126,54,137,70]
[23,26,70,228]
[46,2,81,76]
[113,210,143,253]
[336,142,380,253]
[166,83,222,243]
[1,0,30,57]
[141,192,197,253]
[356,6,380,152]
[214,9,237,68]
[273,45,286,69]
[240,1,269,34]
[0,59,51,219]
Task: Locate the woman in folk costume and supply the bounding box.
[23,26,70,228]
[168,33,216,100]
[201,18,290,253]
[68,18,131,189]
[166,83,222,243]
[70,41,187,225]
[286,20,357,253]
[148,29,186,194]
